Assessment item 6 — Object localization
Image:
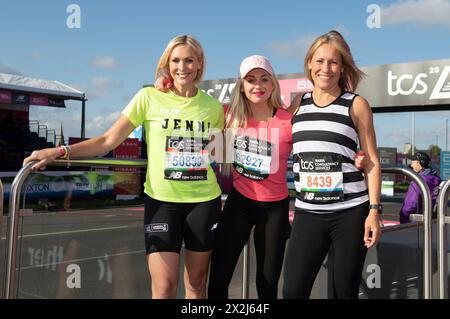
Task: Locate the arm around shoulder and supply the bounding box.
[286,93,304,114]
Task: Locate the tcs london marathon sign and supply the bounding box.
[357,58,450,110]
[198,58,450,111]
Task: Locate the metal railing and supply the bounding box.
[47,129,56,146]
[3,163,435,299]
[241,240,251,298]
[239,167,433,299]
[38,125,47,140]
[382,167,433,300]
[0,178,3,250]
[0,178,3,213]
[28,120,39,133]
[4,158,147,299]
[437,179,450,299]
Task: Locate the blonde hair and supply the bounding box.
[155,35,205,83]
[225,72,283,129]
[304,30,365,91]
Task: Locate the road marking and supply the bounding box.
[1,225,130,240]
[19,290,48,299]
[359,276,419,296]
[19,249,146,270]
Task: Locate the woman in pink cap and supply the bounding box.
[207,55,293,299]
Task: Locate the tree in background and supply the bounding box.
[428,144,441,157]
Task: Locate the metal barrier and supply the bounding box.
[240,167,433,299]
[4,159,147,299]
[241,241,251,299]
[0,178,3,247]
[383,167,433,300]
[0,177,4,299]
[0,178,3,213]
[3,163,435,299]
[437,179,450,299]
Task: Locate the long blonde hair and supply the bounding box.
[304,30,365,91]
[155,35,205,83]
[225,72,283,129]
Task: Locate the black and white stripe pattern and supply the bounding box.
[292,92,368,212]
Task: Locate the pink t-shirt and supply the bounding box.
[231,108,293,202]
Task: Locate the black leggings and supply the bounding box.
[283,201,369,299]
[208,187,290,299]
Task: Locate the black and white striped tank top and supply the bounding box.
[292,91,368,213]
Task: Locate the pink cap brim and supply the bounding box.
[239,55,275,78]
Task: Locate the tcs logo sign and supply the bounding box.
[387,70,427,96]
[387,66,450,99]
[235,137,247,148]
[168,140,184,149]
[300,159,314,171]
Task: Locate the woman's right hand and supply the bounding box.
[23,148,61,171]
[154,76,173,92]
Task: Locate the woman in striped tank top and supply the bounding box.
[283,30,382,299]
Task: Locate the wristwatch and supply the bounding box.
[369,204,383,214]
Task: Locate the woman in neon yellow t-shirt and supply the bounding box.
[23,35,224,299]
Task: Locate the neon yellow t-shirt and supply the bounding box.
[122,87,224,203]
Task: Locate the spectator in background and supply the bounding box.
[399,151,441,224]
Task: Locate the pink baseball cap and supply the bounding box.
[239,55,275,78]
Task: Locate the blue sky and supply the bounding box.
[1,0,450,152]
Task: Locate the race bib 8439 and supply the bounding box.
[297,152,344,204]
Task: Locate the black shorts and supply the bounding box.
[144,195,221,254]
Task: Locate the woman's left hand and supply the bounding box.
[354,150,366,171]
[364,211,382,248]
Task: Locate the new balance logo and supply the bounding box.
[168,171,183,179]
[145,223,169,233]
[304,192,315,200]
